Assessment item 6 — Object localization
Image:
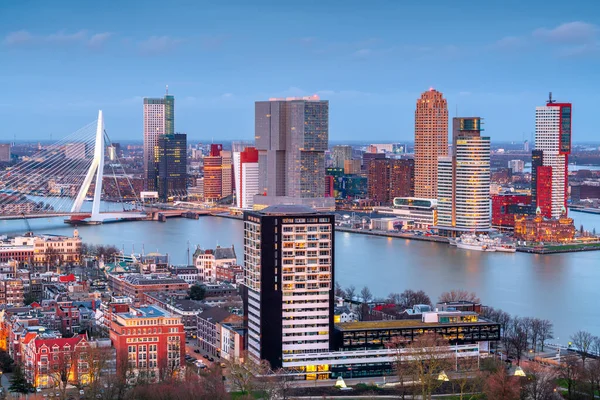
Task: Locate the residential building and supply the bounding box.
[343,159,361,175]
[368,159,414,205]
[0,144,10,162]
[0,279,25,306]
[508,160,525,174]
[107,274,189,304]
[168,265,199,285]
[22,333,90,389]
[491,194,534,228]
[233,147,259,209]
[414,88,448,199]
[192,245,237,283]
[254,96,333,209]
[437,117,491,234]
[215,264,243,284]
[109,305,185,382]
[197,306,242,357]
[142,292,204,334]
[514,210,576,242]
[0,233,82,266]
[156,133,187,201]
[242,205,335,369]
[218,322,245,361]
[144,91,174,190]
[534,94,571,218]
[332,146,353,169]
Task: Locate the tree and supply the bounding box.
[23,292,37,306]
[571,330,594,367]
[483,368,521,400]
[405,332,452,400]
[189,284,206,301]
[398,289,432,310]
[438,289,480,304]
[334,282,345,298]
[344,285,356,301]
[388,337,411,400]
[8,364,32,394]
[506,317,528,365]
[538,319,553,351]
[583,359,600,400]
[521,363,558,400]
[225,353,271,395]
[0,350,14,373]
[360,286,372,304]
[387,292,401,305]
[558,356,581,399]
[453,356,483,400]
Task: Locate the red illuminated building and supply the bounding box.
[491,194,534,227]
[536,166,553,218]
[325,175,335,197]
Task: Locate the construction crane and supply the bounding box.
[21,212,33,237]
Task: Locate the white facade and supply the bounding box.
[436,157,453,227]
[374,197,438,228]
[508,159,524,174]
[194,253,237,283]
[233,152,259,209]
[143,102,166,179]
[535,106,567,218]
[455,136,491,229]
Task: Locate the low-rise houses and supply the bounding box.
[142,292,204,335]
[108,273,188,304]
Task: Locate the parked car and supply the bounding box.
[194,349,200,354]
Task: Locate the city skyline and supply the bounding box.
[1,1,599,141]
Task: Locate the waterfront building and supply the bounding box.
[508,159,525,174]
[0,143,10,162]
[367,159,414,205]
[22,333,90,389]
[534,94,571,218]
[192,245,237,283]
[144,91,174,190]
[491,194,534,228]
[0,232,82,266]
[107,274,189,304]
[254,96,333,209]
[514,208,576,243]
[332,145,353,169]
[571,182,600,202]
[109,304,185,382]
[242,205,335,369]
[437,117,491,235]
[233,147,259,209]
[374,197,438,229]
[344,159,361,175]
[414,89,448,199]
[203,144,232,202]
[156,133,187,201]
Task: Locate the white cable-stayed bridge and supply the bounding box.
[0,111,149,224]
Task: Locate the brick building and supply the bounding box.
[107,274,189,304]
[193,245,237,283]
[368,159,414,205]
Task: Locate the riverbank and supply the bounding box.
[517,242,600,254]
[335,226,449,243]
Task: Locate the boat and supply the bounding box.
[456,234,495,252]
[84,196,93,201]
[495,244,516,253]
[448,238,457,246]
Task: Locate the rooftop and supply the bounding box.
[119,305,170,319]
[258,204,318,215]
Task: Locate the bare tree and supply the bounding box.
[225,352,271,395]
[387,336,411,400]
[571,330,594,367]
[334,282,345,298]
[387,292,401,305]
[558,355,582,399]
[529,318,543,352]
[521,362,557,400]
[583,359,600,400]
[344,285,356,301]
[506,317,528,365]
[453,357,484,400]
[399,289,432,310]
[360,286,373,304]
[538,319,553,351]
[405,332,452,400]
[592,336,600,358]
[482,368,521,400]
[438,289,481,304]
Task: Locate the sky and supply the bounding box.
[1,0,599,143]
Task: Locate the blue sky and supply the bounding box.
[1,0,599,142]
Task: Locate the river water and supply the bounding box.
[1,209,599,343]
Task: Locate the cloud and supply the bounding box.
[138,36,183,55]
[558,42,600,58]
[533,21,599,44]
[2,30,113,49]
[492,36,525,50]
[200,35,229,50]
[352,48,372,58]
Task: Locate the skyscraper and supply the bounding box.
[242,205,334,369]
[331,145,352,169]
[367,159,414,205]
[144,91,174,191]
[156,133,187,201]
[414,89,448,199]
[534,93,571,218]
[255,96,332,208]
[233,147,259,209]
[204,144,225,202]
[437,117,490,232]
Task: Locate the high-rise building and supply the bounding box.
[156,133,187,201]
[0,144,12,162]
[523,140,530,152]
[437,117,490,232]
[255,96,329,202]
[344,159,361,175]
[242,205,334,369]
[414,89,448,199]
[144,91,175,190]
[233,147,259,209]
[204,144,225,202]
[367,159,414,205]
[221,150,233,199]
[534,94,571,218]
[331,145,352,169]
[508,160,525,174]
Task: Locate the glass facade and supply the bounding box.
[156,133,187,201]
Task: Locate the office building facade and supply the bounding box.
[331,145,352,169]
[534,95,571,218]
[367,159,414,205]
[255,96,329,200]
[233,147,260,209]
[242,205,334,369]
[156,133,187,201]
[414,89,448,199]
[144,93,174,190]
[203,144,232,202]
